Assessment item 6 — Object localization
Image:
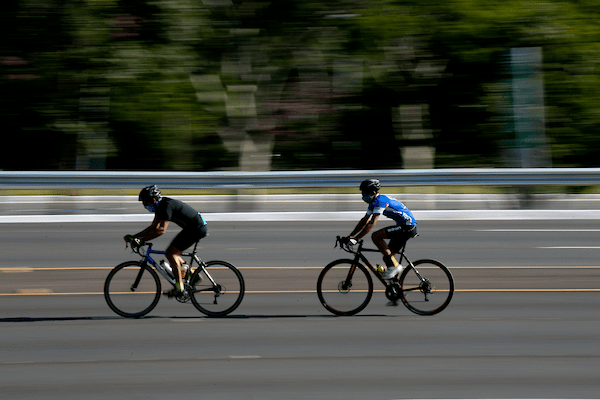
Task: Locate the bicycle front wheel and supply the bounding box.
[399,259,454,316]
[317,259,373,316]
[190,260,245,317]
[104,261,161,318]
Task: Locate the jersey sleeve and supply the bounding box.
[155,199,171,221]
[369,196,388,215]
[366,203,375,215]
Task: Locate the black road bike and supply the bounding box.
[317,237,454,316]
[104,240,245,318]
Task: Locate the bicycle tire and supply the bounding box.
[398,259,454,316]
[317,259,373,316]
[104,261,161,318]
[189,260,245,317]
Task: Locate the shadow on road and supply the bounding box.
[0,314,391,323]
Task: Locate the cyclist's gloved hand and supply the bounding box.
[339,236,357,246]
[124,234,144,248]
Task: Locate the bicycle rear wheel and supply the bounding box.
[399,259,454,316]
[104,261,161,318]
[317,259,373,316]
[189,260,245,317]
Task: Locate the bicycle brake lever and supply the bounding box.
[124,241,139,254]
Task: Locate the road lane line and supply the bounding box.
[228,355,262,359]
[538,246,600,249]
[457,288,600,292]
[0,267,115,272]
[479,229,600,232]
[3,265,600,272]
[1,267,34,273]
[442,266,600,268]
[2,288,600,296]
[16,288,52,294]
[3,209,600,224]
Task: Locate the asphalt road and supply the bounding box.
[1,219,600,399]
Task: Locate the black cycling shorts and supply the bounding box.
[170,225,208,252]
[385,224,417,253]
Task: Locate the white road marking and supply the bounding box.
[538,246,600,249]
[228,355,262,360]
[3,209,600,223]
[480,229,600,232]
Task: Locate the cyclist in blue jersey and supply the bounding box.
[124,185,208,297]
[341,179,417,284]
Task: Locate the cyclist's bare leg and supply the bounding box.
[371,229,399,268]
[166,245,185,291]
[373,230,402,304]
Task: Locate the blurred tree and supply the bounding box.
[1,0,76,169]
[103,0,229,170]
[2,0,600,171]
[422,0,600,167]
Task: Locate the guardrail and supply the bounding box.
[1,168,600,189]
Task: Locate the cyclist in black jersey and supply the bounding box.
[124,185,208,297]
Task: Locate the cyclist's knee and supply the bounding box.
[371,229,386,242]
[165,245,182,257]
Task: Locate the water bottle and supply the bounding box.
[377,264,387,276]
[181,263,189,279]
[160,260,173,277]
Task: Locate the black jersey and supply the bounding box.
[155,197,206,229]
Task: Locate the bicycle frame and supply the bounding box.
[133,241,215,288]
[338,237,424,288]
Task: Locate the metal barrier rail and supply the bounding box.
[1,168,600,189]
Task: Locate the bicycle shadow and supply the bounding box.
[0,313,391,323]
[196,313,389,319]
[0,316,123,323]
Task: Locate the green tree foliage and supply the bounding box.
[424,0,600,167]
[2,0,600,170]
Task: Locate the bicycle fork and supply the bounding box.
[130,262,148,292]
[339,254,370,292]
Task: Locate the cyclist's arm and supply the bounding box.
[350,213,380,240]
[349,214,369,238]
[134,218,170,242]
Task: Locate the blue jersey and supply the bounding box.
[367,194,416,226]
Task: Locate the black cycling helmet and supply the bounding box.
[359,179,381,193]
[138,185,162,203]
